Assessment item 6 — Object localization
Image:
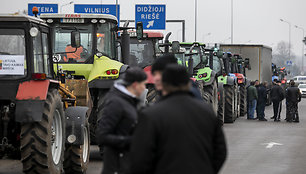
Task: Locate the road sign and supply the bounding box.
[74,4,120,21]
[135,4,166,30]
[28,4,58,16]
[286,60,293,66]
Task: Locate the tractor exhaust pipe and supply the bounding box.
[164,32,172,53]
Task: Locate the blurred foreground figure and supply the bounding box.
[129,65,227,174]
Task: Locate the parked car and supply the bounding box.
[298,84,306,97]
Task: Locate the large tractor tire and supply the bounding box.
[203,80,219,115]
[92,90,108,158]
[64,119,90,174]
[239,84,247,116]
[146,85,158,104]
[89,90,107,144]
[21,89,65,174]
[224,85,236,123]
[217,83,225,125]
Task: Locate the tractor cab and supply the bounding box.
[120,31,163,68]
[40,14,125,84]
[0,15,53,99]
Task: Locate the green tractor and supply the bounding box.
[180,42,219,116]
[40,14,139,144]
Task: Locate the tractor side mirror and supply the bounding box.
[71,31,81,48]
[245,58,251,70]
[172,41,180,53]
[136,22,143,40]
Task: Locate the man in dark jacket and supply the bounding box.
[247,81,258,119]
[129,65,227,174]
[257,82,268,121]
[96,67,147,174]
[270,80,285,121]
[286,80,302,122]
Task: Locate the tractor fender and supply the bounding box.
[65,106,89,145]
[119,64,129,74]
[15,80,50,122]
[203,70,217,86]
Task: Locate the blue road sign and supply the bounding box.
[28,4,58,16]
[74,4,120,21]
[286,60,293,66]
[135,4,166,30]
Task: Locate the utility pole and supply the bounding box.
[195,0,197,41]
[280,19,291,72]
[231,0,233,44]
[295,25,305,73]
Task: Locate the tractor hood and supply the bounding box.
[88,55,123,82]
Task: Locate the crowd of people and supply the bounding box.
[247,78,302,122]
[94,53,302,174]
[96,54,227,174]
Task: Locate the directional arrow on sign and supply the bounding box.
[261,142,283,148]
[147,20,154,28]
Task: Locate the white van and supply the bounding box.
[293,76,306,84]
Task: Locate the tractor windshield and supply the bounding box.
[184,47,205,68]
[129,39,155,68]
[52,22,116,63]
[0,29,26,79]
[53,24,93,63]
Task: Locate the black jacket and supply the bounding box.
[129,91,227,174]
[257,84,267,103]
[286,86,302,103]
[96,85,139,174]
[270,84,284,102]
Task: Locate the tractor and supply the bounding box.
[159,40,225,123]
[0,14,90,174]
[218,52,241,123]
[40,14,142,145]
[180,42,220,116]
[119,30,164,103]
[232,54,249,116]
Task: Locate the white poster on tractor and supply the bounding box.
[0,55,25,75]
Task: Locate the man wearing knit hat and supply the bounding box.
[129,64,227,174]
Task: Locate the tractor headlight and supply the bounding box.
[96,52,103,58]
[30,27,39,37]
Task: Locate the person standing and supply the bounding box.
[257,82,268,121]
[270,80,285,122]
[254,80,260,119]
[96,67,147,174]
[129,65,227,174]
[286,80,302,122]
[247,81,258,120]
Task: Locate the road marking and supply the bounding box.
[261,142,283,148]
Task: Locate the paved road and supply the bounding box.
[1,99,306,174]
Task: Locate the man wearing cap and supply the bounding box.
[270,80,285,121]
[96,67,147,174]
[129,64,227,174]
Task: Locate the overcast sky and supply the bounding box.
[2,0,306,59]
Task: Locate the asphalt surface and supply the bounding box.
[1,99,306,174]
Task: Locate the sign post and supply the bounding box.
[28,4,58,16]
[135,4,166,30]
